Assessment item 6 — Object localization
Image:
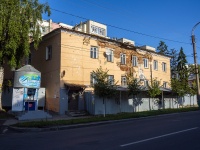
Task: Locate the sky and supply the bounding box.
[40,0,200,64]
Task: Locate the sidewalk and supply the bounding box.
[3,112,91,126]
[1,111,95,133]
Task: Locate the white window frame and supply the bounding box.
[120,53,126,65]
[143,58,149,68]
[132,56,138,67]
[162,62,167,72]
[106,49,114,62]
[108,75,114,85]
[154,60,158,70]
[46,45,52,60]
[91,25,105,36]
[90,46,98,59]
[121,76,127,86]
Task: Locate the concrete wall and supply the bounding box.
[84,91,198,115]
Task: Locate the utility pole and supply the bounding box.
[191,22,200,106]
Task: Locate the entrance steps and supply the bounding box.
[66,110,88,117]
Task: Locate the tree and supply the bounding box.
[157,41,169,55]
[177,47,189,90]
[171,78,188,108]
[171,48,189,107]
[147,78,161,110]
[188,64,200,77]
[187,81,197,107]
[126,71,142,112]
[92,67,117,117]
[0,0,50,109]
[169,48,178,78]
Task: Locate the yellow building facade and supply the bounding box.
[30,21,171,114]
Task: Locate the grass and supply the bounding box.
[12,107,200,128]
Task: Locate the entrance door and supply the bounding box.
[68,92,79,111]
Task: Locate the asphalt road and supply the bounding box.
[1,111,200,150]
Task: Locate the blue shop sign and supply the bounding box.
[19,74,41,88]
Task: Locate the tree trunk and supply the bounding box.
[0,67,4,110]
[103,97,105,117]
[193,96,195,106]
[132,94,134,112]
[177,96,179,108]
[149,98,151,111]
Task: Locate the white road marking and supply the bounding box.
[120,127,198,147]
[2,128,8,134]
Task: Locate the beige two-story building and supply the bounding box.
[30,20,171,114]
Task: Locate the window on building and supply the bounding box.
[120,53,126,65]
[121,76,127,86]
[162,62,167,72]
[90,73,96,85]
[108,75,114,85]
[132,56,138,67]
[163,82,167,88]
[106,49,114,62]
[90,46,98,59]
[143,58,149,68]
[46,45,52,60]
[153,60,158,70]
[91,25,105,36]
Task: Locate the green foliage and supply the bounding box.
[188,64,200,76]
[0,0,51,68]
[169,48,178,74]
[2,79,12,92]
[174,47,189,96]
[92,67,117,100]
[177,47,188,80]
[148,78,161,98]
[157,41,169,55]
[171,78,189,97]
[188,81,197,97]
[126,71,142,96]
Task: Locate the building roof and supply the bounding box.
[15,65,40,73]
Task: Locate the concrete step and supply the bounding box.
[66,110,88,117]
[17,110,52,121]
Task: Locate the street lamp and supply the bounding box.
[191,22,200,106]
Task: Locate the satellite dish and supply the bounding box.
[105,49,112,55]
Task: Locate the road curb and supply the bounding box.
[7,110,200,133]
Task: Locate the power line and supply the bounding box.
[50,8,191,45]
